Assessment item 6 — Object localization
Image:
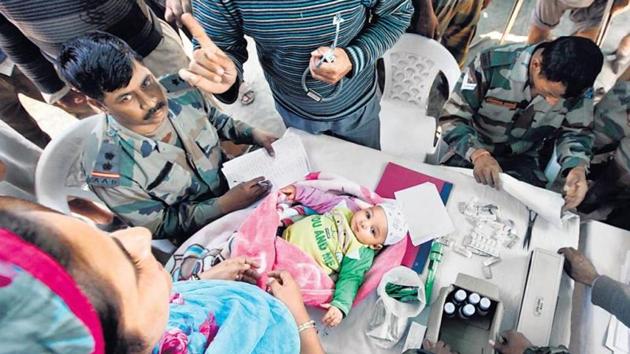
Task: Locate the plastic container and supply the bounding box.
[478,297,491,316]
[453,289,467,305]
[443,302,456,318]
[468,292,481,306]
[459,304,476,319]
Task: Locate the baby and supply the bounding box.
[279,184,408,327]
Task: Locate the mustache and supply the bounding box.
[143,101,167,121]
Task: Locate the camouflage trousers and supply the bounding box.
[444,153,548,188]
[409,0,485,67]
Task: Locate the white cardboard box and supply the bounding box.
[516,248,564,346]
[426,274,504,354]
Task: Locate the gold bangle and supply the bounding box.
[297,320,316,333]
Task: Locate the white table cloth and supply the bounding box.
[292,129,579,353]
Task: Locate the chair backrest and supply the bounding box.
[380,34,461,162]
[381,34,461,111]
[35,116,101,214]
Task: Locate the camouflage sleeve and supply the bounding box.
[438,55,488,160]
[91,184,224,243]
[206,105,255,145]
[556,95,594,174]
[524,345,570,354]
[614,137,630,180]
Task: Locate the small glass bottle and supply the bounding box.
[468,292,481,306]
[453,289,467,305]
[459,303,476,319]
[443,302,456,318]
[478,297,491,316]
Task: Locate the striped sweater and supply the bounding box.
[0,0,161,95]
[193,0,413,120]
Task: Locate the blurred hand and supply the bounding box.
[422,339,458,354]
[267,270,310,324]
[279,185,297,203]
[199,256,260,284]
[68,197,114,225]
[491,330,532,354]
[416,11,439,39]
[55,90,96,118]
[178,14,238,94]
[164,0,192,27]
[251,129,278,157]
[563,166,587,208]
[309,47,352,85]
[558,247,599,286]
[321,304,343,327]
[472,150,502,189]
[218,176,271,213]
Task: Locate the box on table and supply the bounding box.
[516,248,564,347]
[425,273,504,354]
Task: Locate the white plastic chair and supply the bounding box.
[380,34,461,162]
[35,115,176,255]
[36,116,101,213]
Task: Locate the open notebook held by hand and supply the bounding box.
[222,131,311,190]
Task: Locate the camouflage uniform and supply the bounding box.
[81,74,255,244]
[409,0,485,67]
[438,43,594,187]
[580,80,630,228]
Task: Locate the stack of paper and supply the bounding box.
[222,131,311,189]
[394,182,455,246]
[605,250,630,353]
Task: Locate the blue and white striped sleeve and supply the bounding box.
[345,0,413,77]
[192,0,248,103]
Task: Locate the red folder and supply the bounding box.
[376,162,454,273]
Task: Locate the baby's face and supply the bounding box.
[351,206,387,248]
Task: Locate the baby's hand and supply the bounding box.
[279,185,297,202]
[321,304,343,327]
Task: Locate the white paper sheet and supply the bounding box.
[222,131,310,189]
[402,322,427,352]
[394,183,455,246]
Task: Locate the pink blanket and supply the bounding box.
[231,172,409,307]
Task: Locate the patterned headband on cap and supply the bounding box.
[0,228,104,354]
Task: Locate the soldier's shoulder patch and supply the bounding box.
[87,141,120,188]
[159,74,193,94]
[461,67,478,91]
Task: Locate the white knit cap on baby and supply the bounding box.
[380,201,409,246]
